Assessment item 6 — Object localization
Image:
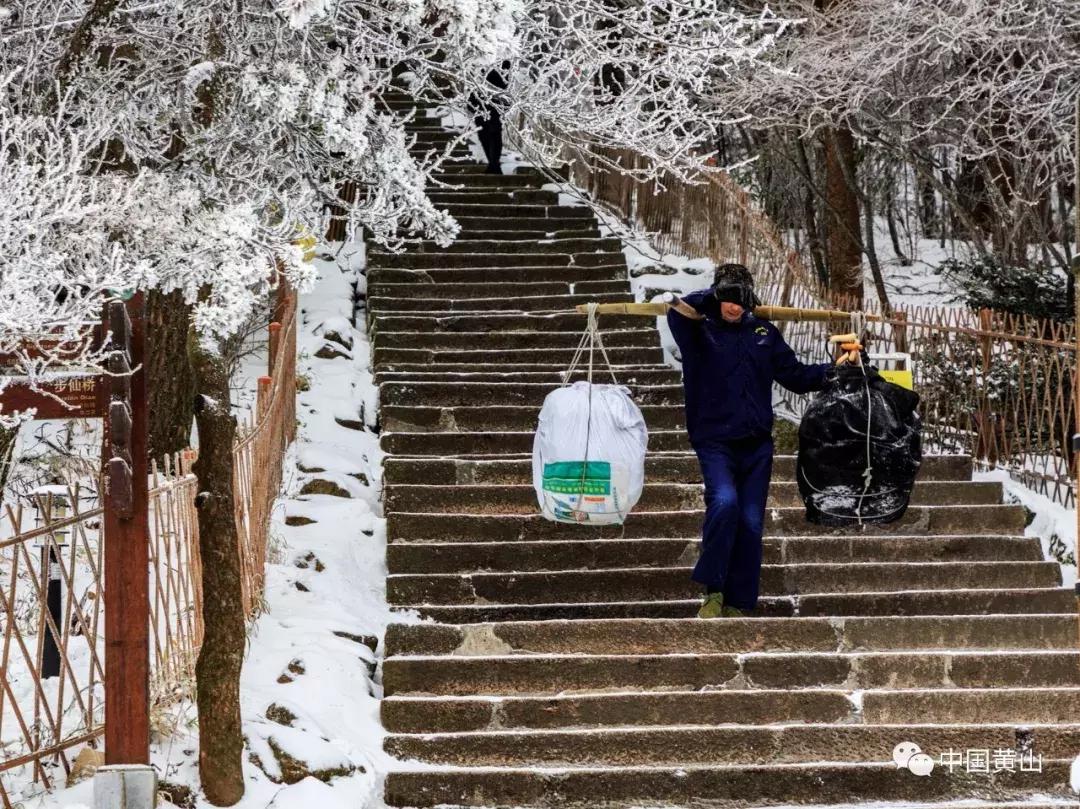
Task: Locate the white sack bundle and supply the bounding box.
[532,380,648,525]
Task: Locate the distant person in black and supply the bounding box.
[467,62,510,174]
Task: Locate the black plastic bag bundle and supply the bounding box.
[796,364,922,526]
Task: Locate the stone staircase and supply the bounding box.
[371,93,1080,807]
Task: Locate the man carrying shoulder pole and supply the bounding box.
[665,263,834,618]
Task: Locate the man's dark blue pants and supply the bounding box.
[690,434,774,611]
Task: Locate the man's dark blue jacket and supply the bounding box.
[667,289,833,447]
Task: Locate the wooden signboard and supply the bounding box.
[0,376,105,419]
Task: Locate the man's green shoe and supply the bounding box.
[720,604,746,617]
[697,592,725,619]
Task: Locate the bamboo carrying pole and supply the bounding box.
[572,301,879,323]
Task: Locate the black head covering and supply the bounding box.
[711,263,761,309]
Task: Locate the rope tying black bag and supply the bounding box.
[796,363,922,526]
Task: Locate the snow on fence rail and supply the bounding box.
[0,285,297,806]
[561,145,1077,507]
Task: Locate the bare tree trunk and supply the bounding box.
[189,330,245,807]
[147,290,196,461]
[795,138,828,285]
[863,187,892,313]
[823,126,863,304]
[885,196,911,267]
[918,170,939,240]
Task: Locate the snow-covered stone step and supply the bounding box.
[382,760,1075,808]
[380,453,975,483]
[383,505,1028,541]
[382,689,1080,733]
[382,687,859,732]
[371,328,656,349]
[423,189,561,205]
[367,279,626,299]
[373,345,666,370]
[432,164,568,178]
[378,381,682,407]
[370,237,623,255]
[401,121,451,131]
[382,649,1080,696]
[407,140,469,152]
[428,173,550,189]
[385,535,1043,575]
[378,430,682,461]
[407,149,472,161]
[374,360,666,376]
[368,291,633,313]
[383,722,1080,766]
[381,480,1003,512]
[437,227,603,240]
[369,311,640,334]
[369,264,630,282]
[381,760,1076,808]
[368,263,628,283]
[385,561,1060,605]
[385,615,1078,657]
[430,203,594,218]
[373,368,680,386]
[378,402,684,432]
[367,249,625,269]
[377,98,440,111]
[397,587,1076,623]
[449,214,602,231]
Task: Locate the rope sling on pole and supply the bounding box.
[561,303,623,522]
[532,301,644,525]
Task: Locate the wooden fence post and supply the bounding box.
[103,293,150,765]
[268,322,281,374]
[257,376,272,418]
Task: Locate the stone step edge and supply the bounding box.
[383,505,1021,518]
[384,758,1078,773]
[384,648,1080,662]
[381,719,1080,737]
[388,536,1033,546]
[378,448,971,462]
[389,587,1066,607]
[383,686,1080,703]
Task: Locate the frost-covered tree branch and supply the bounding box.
[703,0,1080,270]
[0,0,786,403]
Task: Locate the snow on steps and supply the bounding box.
[370,97,1079,807]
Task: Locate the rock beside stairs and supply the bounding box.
[368,97,1079,808]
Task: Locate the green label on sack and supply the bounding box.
[543,460,611,495]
